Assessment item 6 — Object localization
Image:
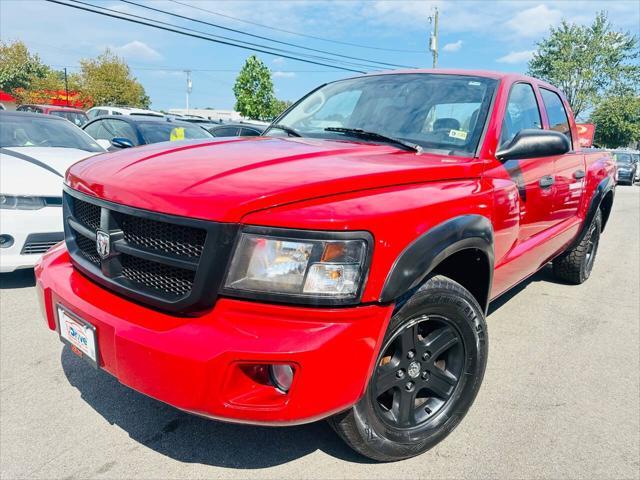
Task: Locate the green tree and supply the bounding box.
[0,40,49,92]
[233,55,276,121]
[527,12,639,119]
[271,98,292,117]
[591,94,640,148]
[77,49,150,108]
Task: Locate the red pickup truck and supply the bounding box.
[35,70,615,461]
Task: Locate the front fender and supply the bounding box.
[379,215,494,303]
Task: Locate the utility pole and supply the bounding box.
[185,70,192,114]
[428,7,439,68]
[64,67,69,106]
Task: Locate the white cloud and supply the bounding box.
[273,71,296,78]
[112,41,162,62]
[442,40,462,52]
[272,57,285,65]
[496,50,536,64]
[505,5,563,38]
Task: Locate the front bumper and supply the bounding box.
[35,244,393,425]
[0,207,63,273]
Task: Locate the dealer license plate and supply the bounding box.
[57,305,98,368]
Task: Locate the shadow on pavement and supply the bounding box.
[61,348,372,468]
[0,270,36,289]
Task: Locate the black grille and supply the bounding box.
[121,254,195,297]
[63,189,238,313]
[113,212,206,258]
[75,234,100,265]
[73,197,101,231]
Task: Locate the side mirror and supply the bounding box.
[496,129,570,161]
[95,139,111,150]
[111,137,135,149]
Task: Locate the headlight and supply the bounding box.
[0,195,46,210]
[223,228,371,305]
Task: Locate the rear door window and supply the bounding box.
[211,126,239,137]
[540,88,572,144]
[240,127,261,136]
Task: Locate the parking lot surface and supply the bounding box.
[1,186,638,480]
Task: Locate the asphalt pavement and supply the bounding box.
[1,185,638,480]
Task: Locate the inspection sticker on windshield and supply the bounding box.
[57,305,98,368]
[449,129,468,140]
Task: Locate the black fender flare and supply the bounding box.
[380,215,494,306]
[566,175,614,251]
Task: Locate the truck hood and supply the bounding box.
[1,147,103,197]
[67,137,481,222]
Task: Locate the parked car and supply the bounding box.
[0,111,105,272]
[82,115,213,150]
[612,151,637,185]
[36,70,615,461]
[633,152,640,182]
[208,122,266,137]
[16,104,88,127]
[168,116,222,131]
[85,105,164,120]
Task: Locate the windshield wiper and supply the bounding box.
[269,124,301,137]
[324,127,422,153]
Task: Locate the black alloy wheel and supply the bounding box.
[329,276,488,462]
[584,220,600,276]
[373,315,464,429]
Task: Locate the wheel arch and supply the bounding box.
[567,175,615,253]
[380,215,494,313]
[599,189,614,233]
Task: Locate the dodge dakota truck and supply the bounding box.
[35,70,616,461]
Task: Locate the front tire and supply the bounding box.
[553,209,602,284]
[329,276,488,461]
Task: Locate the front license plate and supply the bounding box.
[57,306,98,368]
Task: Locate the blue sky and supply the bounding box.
[1,0,639,110]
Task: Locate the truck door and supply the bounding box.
[539,87,585,223]
[491,82,556,242]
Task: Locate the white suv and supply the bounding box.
[86,106,164,119]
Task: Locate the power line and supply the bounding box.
[120,0,415,70]
[45,0,367,73]
[51,64,341,73]
[64,0,384,71]
[168,0,425,54]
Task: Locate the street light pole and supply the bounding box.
[428,7,439,68]
[64,67,69,106]
[185,70,192,114]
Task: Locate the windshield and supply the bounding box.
[614,153,632,164]
[266,74,497,156]
[49,110,88,127]
[138,122,212,144]
[0,114,104,152]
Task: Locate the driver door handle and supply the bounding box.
[539,175,555,188]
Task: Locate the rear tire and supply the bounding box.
[553,209,602,284]
[329,276,488,462]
